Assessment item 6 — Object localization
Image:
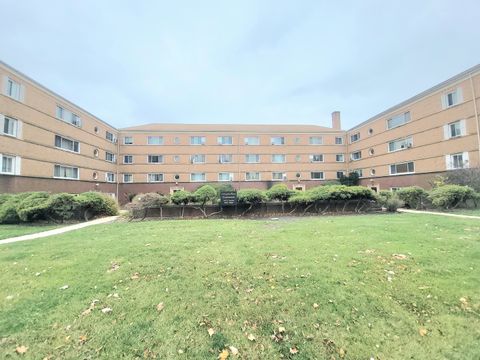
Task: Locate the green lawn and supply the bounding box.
[0,214,479,359]
[442,208,480,216]
[0,224,58,240]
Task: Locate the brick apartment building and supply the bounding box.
[1,60,479,203]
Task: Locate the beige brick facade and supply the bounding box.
[1,61,479,203]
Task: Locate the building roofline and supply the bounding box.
[348,63,480,132]
[0,60,118,131]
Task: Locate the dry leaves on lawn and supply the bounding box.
[15,345,28,354]
[131,272,140,280]
[228,346,239,355]
[218,349,229,359]
[290,346,298,354]
[208,328,215,337]
[247,333,256,341]
[101,307,112,314]
[419,327,428,337]
[156,302,165,312]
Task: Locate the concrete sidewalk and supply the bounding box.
[398,208,480,219]
[0,216,119,245]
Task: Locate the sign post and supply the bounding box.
[220,191,238,206]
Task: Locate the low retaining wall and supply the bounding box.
[130,200,381,219]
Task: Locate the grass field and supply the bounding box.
[0,214,479,359]
[440,208,480,216]
[0,224,59,240]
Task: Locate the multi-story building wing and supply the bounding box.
[0,61,119,195]
[1,60,479,203]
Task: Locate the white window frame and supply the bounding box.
[218,172,234,182]
[335,137,344,145]
[270,136,285,145]
[336,154,345,162]
[148,154,164,164]
[336,171,345,179]
[310,172,324,180]
[444,120,466,139]
[387,111,410,130]
[218,154,233,163]
[123,136,133,145]
[190,154,206,164]
[352,169,363,178]
[309,136,323,145]
[245,154,260,163]
[123,174,133,183]
[272,172,286,181]
[190,172,206,182]
[4,76,23,101]
[105,172,116,183]
[147,136,163,145]
[309,154,324,163]
[56,105,82,127]
[388,136,413,152]
[105,152,116,163]
[245,172,261,181]
[442,88,463,109]
[0,154,20,175]
[148,173,164,183]
[190,136,206,145]
[123,155,133,164]
[271,154,286,163]
[53,164,79,180]
[217,136,233,145]
[244,136,260,145]
[350,132,360,143]
[389,162,415,175]
[54,134,80,153]
[0,115,21,138]
[446,152,469,170]
[350,151,362,161]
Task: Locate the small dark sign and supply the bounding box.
[220,191,237,206]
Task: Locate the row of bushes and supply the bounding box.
[0,192,119,224]
[376,185,480,210]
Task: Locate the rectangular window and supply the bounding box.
[272,172,285,181]
[0,154,15,174]
[443,88,463,108]
[191,173,206,182]
[190,136,206,145]
[148,173,164,182]
[123,174,133,183]
[123,155,133,164]
[147,136,163,145]
[105,152,116,163]
[217,136,233,145]
[309,136,323,145]
[335,137,344,145]
[245,154,260,163]
[445,120,466,139]
[54,135,80,153]
[446,152,469,170]
[5,77,22,101]
[271,136,285,145]
[218,172,234,181]
[352,169,363,178]
[350,132,360,143]
[244,136,260,145]
[2,116,19,137]
[56,105,82,127]
[148,155,164,163]
[105,172,115,182]
[54,164,79,180]
[124,136,133,145]
[295,154,301,162]
[271,154,286,163]
[106,131,117,143]
[388,136,413,152]
[389,162,415,175]
[336,154,345,162]
[336,171,345,179]
[219,154,233,163]
[309,154,324,162]
[245,172,260,181]
[310,172,324,180]
[350,151,362,161]
[190,154,205,164]
[387,111,410,130]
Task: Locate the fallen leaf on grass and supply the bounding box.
[247,333,255,341]
[290,346,298,354]
[107,262,120,273]
[156,302,165,312]
[228,346,239,355]
[218,349,229,359]
[419,327,427,336]
[313,303,319,309]
[392,254,408,260]
[338,347,346,358]
[130,273,140,280]
[79,335,87,344]
[59,285,69,290]
[16,345,28,354]
[278,326,286,333]
[101,307,112,314]
[208,328,215,337]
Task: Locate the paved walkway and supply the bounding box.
[398,208,480,219]
[0,216,119,245]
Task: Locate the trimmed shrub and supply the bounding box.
[237,189,267,205]
[0,193,13,206]
[428,185,477,209]
[131,193,169,209]
[192,185,217,205]
[45,193,80,222]
[266,184,294,202]
[288,192,313,205]
[75,192,118,220]
[396,186,428,209]
[376,190,394,207]
[170,190,192,206]
[385,196,404,212]
[0,193,34,224]
[16,192,51,222]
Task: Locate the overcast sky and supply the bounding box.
[1,1,479,129]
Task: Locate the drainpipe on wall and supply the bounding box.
[470,76,480,167]
[116,134,120,200]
